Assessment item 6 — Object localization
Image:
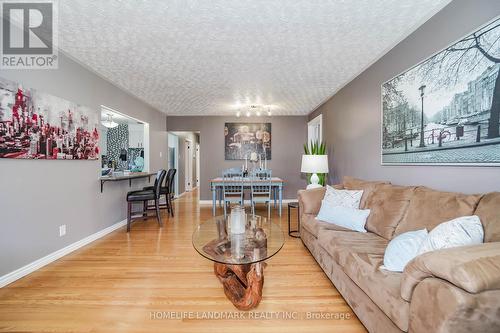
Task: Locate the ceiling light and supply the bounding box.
[267,107,272,116]
[256,107,261,116]
[101,113,118,128]
[236,110,241,117]
[246,111,251,117]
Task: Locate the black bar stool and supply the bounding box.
[166,169,176,217]
[143,168,176,217]
[126,169,167,232]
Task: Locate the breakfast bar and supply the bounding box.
[99,171,156,193]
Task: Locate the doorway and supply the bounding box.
[185,139,193,192]
[169,131,200,196]
[308,114,323,144]
[167,132,179,197]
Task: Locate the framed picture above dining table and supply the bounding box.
[224,122,271,160]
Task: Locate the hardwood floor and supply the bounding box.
[0,189,366,333]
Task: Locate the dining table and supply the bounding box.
[209,177,284,216]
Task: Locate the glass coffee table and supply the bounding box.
[192,214,284,310]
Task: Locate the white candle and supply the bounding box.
[230,208,245,234]
[231,233,245,259]
[263,146,266,169]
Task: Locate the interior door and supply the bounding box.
[185,140,193,191]
[196,144,200,187]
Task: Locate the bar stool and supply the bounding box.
[126,169,166,232]
[166,169,177,217]
[144,168,176,216]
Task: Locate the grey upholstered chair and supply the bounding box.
[222,168,244,218]
[250,169,272,218]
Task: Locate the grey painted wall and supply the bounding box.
[167,116,307,200]
[0,53,168,277]
[309,0,500,194]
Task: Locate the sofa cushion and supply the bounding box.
[395,186,482,236]
[318,230,388,267]
[474,192,500,242]
[342,176,390,209]
[343,252,410,332]
[364,184,416,240]
[301,214,352,239]
[318,230,409,331]
[326,250,404,333]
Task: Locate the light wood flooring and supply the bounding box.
[0,189,366,333]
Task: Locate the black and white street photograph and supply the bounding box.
[382,17,500,165]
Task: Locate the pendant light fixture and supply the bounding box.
[102,113,118,128]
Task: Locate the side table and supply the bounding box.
[288,202,300,238]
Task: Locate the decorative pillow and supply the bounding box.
[418,215,484,255]
[323,185,363,209]
[316,199,370,232]
[381,229,428,272]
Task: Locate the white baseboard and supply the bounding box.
[198,199,298,205]
[174,191,187,199]
[198,200,214,205]
[0,219,127,288]
[281,199,299,204]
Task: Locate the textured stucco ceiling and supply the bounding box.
[59,0,450,115]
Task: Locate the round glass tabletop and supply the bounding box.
[192,214,285,265]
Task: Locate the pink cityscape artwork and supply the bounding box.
[0,76,99,160]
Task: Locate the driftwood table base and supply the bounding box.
[214,262,266,310]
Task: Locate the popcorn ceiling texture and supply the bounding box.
[59,0,450,115]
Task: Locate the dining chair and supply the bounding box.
[222,168,244,218]
[250,169,272,218]
[127,169,167,232]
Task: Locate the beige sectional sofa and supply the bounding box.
[298,177,500,333]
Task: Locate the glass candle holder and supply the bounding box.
[230,205,246,234]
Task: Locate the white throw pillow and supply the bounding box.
[381,229,428,272]
[418,215,484,254]
[316,199,370,232]
[324,185,363,209]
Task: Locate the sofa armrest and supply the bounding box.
[401,242,500,302]
[409,278,500,333]
[297,187,326,215]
